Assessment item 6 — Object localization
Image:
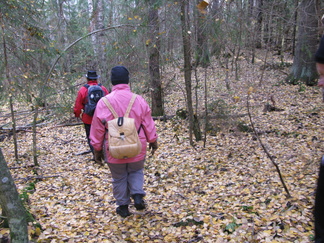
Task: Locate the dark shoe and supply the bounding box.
[94,160,104,166]
[132,194,146,210]
[116,205,130,218]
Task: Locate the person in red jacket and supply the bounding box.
[73,71,109,156]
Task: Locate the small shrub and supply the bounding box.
[206,99,234,134]
[237,121,252,132]
[176,108,188,119]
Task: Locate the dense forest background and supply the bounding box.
[1,0,324,242]
[0,0,323,119]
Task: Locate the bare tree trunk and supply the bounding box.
[288,0,318,85]
[57,0,70,73]
[292,0,298,56]
[180,0,202,143]
[147,0,164,116]
[0,149,29,242]
[181,1,193,144]
[87,0,108,82]
[96,0,109,83]
[225,57,230,90]
[9,97,19,162]
[194,68,199,114]
[88,0,98,59]
[1,16,18,162]
[249,0,263,63]
[32,104,39,167]
[88,0,99,65]
[195,0,210,68]
[203,68,208,147]
[256,0,263,49]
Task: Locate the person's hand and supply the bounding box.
[318,76,324,88]
[149,140,158,156]
[94,150,104,166]
[80,109,84,119]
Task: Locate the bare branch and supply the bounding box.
[247,93,291,198]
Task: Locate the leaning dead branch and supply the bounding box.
[247,92,291,198]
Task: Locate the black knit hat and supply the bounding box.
[111,66,129,85]
[86,70,100,80]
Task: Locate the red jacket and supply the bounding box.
[74,80,109,124]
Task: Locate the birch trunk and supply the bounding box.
[0,149,28,242]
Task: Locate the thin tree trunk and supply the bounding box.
[181,1,194,144]
[57,0,70,73]
[292,0,298,56]
[1,15,18,162]
[225,57,230,90]
[194,68,199,114]
[88,0,98,58]
[250,0,263,63]
[181,0,202,143]
[203,68,208,147]
[147,0,164,116]
[32,104,39,167]
[9,97,19,162]
[0,149,29,242]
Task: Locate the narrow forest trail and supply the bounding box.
[1,53,324,242]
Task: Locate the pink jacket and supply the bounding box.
[90,84,158,164]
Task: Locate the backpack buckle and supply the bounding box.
[117,117,123,126]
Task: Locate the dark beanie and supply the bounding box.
[111,66,129,85]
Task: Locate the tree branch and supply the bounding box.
[247,93,291,198]
[14,175,62,181]
[44,24,137,90]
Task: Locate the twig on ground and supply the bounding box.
[75,150,92,155]
[9,164,35,170]
[14,175,62,181]
[247,93,291,198]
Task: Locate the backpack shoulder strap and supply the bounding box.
[125,94,137,118]
[85,83,101,89]
[102,97,118,119]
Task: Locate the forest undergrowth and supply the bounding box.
[1,51,324,242]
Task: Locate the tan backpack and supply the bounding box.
[102,94,142,159]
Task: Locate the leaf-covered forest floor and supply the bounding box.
[1,51,324,242]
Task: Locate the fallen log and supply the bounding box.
[14,174,62,181]
[9,164,36,170]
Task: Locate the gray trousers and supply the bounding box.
[108,160,145,206]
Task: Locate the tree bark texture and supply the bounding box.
[148,0,164,116]
[0,149,28,242]
[1,19,19,162]
[87,0,107,83]
[181,0,201,143]
[289,0,318,85]
[195,0,210,68]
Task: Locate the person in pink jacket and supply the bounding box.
[90,66,158,217]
